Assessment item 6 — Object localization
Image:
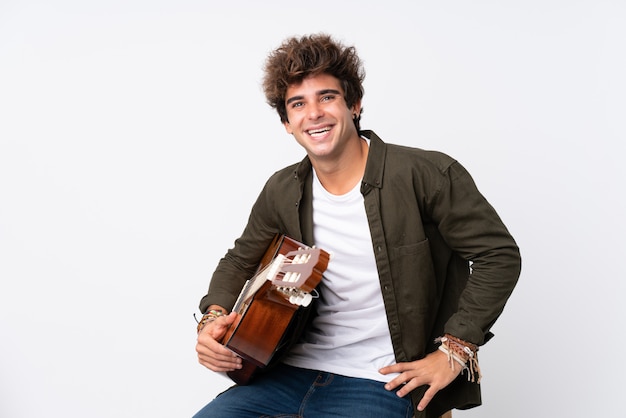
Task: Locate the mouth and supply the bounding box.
[306,126,332,138]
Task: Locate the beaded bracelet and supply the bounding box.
[196,309,226,333]
[435,334,482,383]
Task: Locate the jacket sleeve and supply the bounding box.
[428,160,521,345]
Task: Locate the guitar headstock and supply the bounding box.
[269,248,319,287]
[269,245,327,287]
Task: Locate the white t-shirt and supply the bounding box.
[283,166,398,382]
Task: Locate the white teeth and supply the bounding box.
[308,127,331,136]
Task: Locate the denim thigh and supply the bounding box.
[193,364,413,418]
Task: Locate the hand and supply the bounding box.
[196,312,242,372]
[379,349,462,412]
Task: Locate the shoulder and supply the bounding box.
[364,130,458,175]
[265,160,307,187]
[387,143,457,173]
[259,157,311,196]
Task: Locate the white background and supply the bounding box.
[1,1,624,417]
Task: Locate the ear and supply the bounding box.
[351,100,362,117]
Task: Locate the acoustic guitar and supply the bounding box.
[220,234,330,385]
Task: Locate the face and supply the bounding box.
[283,73,361,164]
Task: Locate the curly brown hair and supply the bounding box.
[262,34,365,130]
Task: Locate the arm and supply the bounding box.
[433,161,521,344]
[382,159,521,411]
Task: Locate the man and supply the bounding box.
[194,33,521,418]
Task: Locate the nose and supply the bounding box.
[307,102,323,120]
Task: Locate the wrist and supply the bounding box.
[435,334,482,383]
[196,309,226,333]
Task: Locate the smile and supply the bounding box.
[307,126,332,137]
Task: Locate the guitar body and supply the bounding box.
[221,235,330,385]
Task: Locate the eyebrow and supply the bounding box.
[286,89,342,105]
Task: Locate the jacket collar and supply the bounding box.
[360,130,386,190]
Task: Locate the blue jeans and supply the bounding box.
[193,363,413,418]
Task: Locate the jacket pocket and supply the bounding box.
[389,239,438,313]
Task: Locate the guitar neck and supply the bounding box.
[232,260,280,312]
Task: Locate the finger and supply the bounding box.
[197,345,242,371]
[383,373,423,398]
[196,327,242,372]
[378,365,395,375]
[197,345,239,363]
[199,359,238,372]
[379,361,413,375]
[416,386,439,412]
[384,378,401,392]
[384,372,411,391]
[196,336,240,362]
[198,353,241,372]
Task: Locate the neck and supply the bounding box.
[312,137,368,195]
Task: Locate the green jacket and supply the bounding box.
[200,130,521,417]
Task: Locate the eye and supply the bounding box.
[321,94,336,102]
